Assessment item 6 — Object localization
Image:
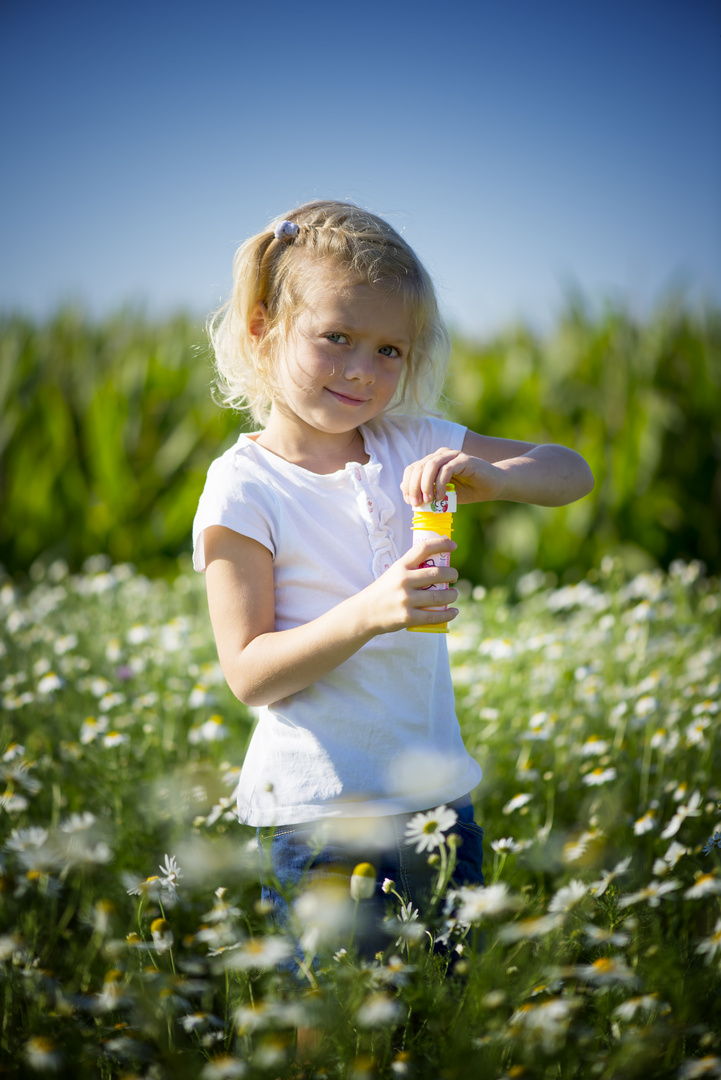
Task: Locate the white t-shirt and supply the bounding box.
[193,414,482,826]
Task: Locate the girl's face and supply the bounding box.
[273,263,413,435]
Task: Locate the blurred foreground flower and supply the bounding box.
[661,791,702,839]
[697,919,721,962]
[589,856,632,897]
[150,918,173,952]
[503,793,532,814]
[678,1056,721,1079]
[356,991,405,1028]
[499,914,561,942]
[510,997,580,1052]
[685,873,721,899]
[201,1055,247,1079]
[25,1036,62,1071]
[219,936,293,971]
[294,881,354,953]
[582,767,617,786]
[613,994,663,1022]
[548,880,587,914]
[454,883,520,923]
[572,956,639,986]
[619,879,680,908]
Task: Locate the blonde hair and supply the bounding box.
[209,200,450,424]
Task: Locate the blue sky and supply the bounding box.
[1,0,719,338]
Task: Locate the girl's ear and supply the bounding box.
[249,301,268,343]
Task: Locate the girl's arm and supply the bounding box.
[203,524,459,708]
[401,431,594,508]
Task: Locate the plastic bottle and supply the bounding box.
[407,483,457,634]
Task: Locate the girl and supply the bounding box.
[193,200,593,955]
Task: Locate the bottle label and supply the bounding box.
[414,528,449,609]
[417,489,457,513]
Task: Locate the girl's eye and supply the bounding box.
[379,345,401,358]
[326,332,348,344]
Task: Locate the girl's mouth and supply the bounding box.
[326,389,369,406]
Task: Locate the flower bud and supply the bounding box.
[350,862,376,901]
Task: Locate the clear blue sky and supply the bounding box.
[1,0,719,338]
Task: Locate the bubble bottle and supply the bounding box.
[407,483,457,634]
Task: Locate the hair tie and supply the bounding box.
[273,220,299,241]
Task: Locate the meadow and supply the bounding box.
[1,553,719,1078]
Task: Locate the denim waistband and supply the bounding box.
[446,793,473,812]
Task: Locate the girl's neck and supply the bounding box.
[254,414,370,475]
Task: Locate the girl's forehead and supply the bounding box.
[296,266,414,338]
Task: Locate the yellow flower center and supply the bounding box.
[352,862,376,878]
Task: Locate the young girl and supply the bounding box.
[193,200,593,954]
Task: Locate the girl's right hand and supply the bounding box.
[359,537,460,634]
[205,527,459,708]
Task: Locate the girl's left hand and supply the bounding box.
[401,447,507,506]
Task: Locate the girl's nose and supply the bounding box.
[344,348,375,383]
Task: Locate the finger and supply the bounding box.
[408,604,460,627]
[402,460,430,505]
[407,570,459,596]
[427,452,471,499]
[410,584,459,606]
[400,536,456,567]
[418,450,462,503]
[435,455,465,492]
[408,563,458,587]
[401,450,457,505]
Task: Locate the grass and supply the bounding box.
[0,554,719,1078]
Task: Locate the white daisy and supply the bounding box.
[404,805,458,853]
[633,810,656,835]
[5,826,49,853]
[491,837,522,854]
[612,994,661,1021]
[102,731,127,748]
[619,879,680,908]
[685,873,721,899]
[60,811,96,834]
[37,672,64,695]
[661,790,702,839]
[510,997,580,1052]
[678,1056,721,1079]
[573,956,639,986]
[696,918,721,962]
[499,914,561,942]
[158,853,183,893]
[455,883,520,923]
[548,880,588,913]
[582,924,631,947]
[356,992,405,1028]
[589,856,632,897]
[220,936,293,970]
[582,767,617,787]
[502,793,533,815]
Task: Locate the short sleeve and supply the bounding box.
[407,415,467,460]
[192,450,277,572]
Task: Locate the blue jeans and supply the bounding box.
[257,798,484,962]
